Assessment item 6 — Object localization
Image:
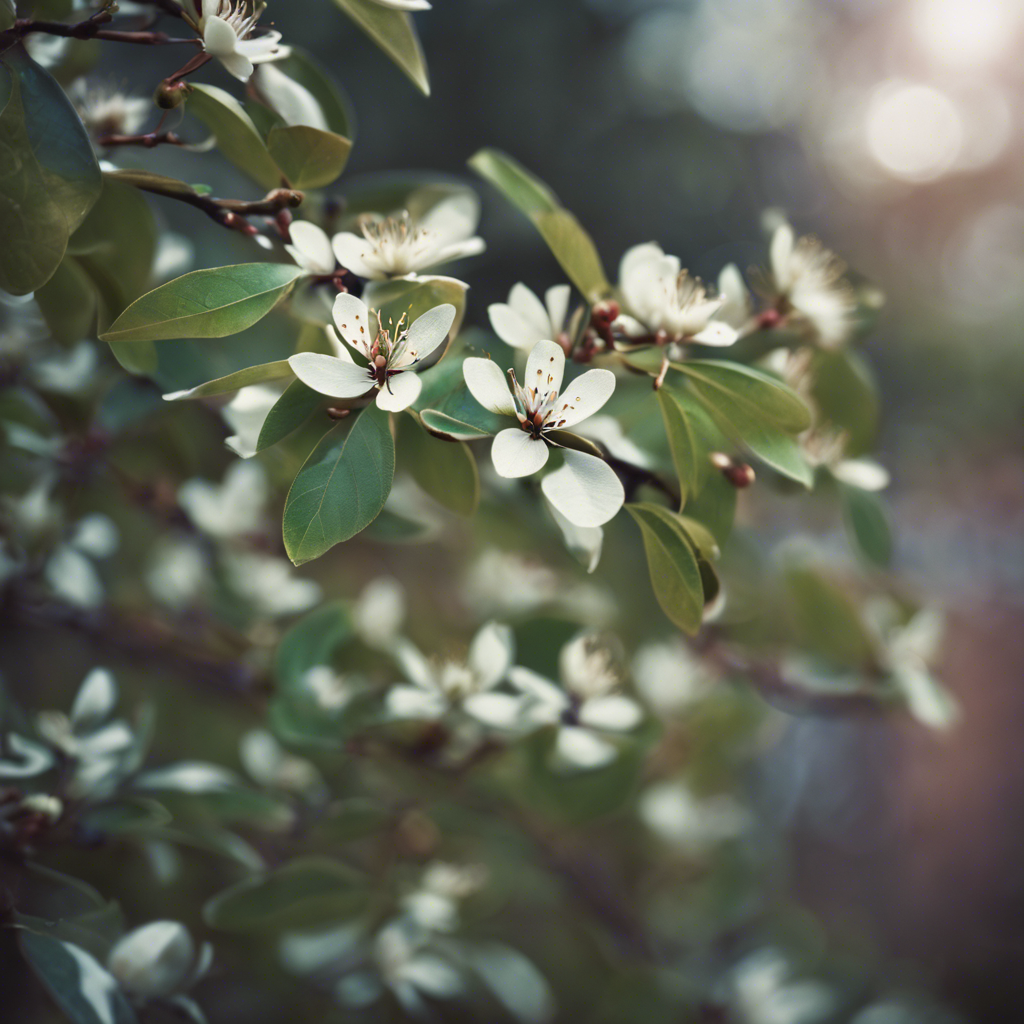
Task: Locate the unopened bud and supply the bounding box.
[326,407,351,421]
[757,308,783,330]
[154,81,188,110]
[107,922,197,999]
[711,452,756,488]
[590,299,620,328]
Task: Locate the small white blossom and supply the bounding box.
[146,538,208,612]
[220,384,284,458]
[179,460,268,539]
[184,1,289,82]
[728,948,834,1024]
[0,734,55,780]
[71,81,151,140]
[386,622,523,729]
[632,638,714,714]
[767,224,857,349]
[240,729,322,795]
[639,781,749,854]
[285,221,337,276]
[615,242,739,349]
[332,191,484,280]
[488,283,572,352]
[353,577,406,649]
[108,921,211,1001]
[402,862,487,933]
[222,551,322,617]
[509,633,643,770]
[463,340,624,528]
[301,665,356,712]
[30,341,99,395]
[290,294,456,413]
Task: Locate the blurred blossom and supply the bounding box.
[222,551,322,617]
[146,537,208,612]
[0,734,55,780]
[153,233,195,282]
[179,461,268,539]
[728,948,834,1024]
[70,80,151,142]
[909,0,1023,70]
[632,638,714,714]
[107,920,211,1001]
[371,920,463,1012]
[30,341,99,395]
[301,665,356,712]
[546,498,603,574]
[220,385,285,458]
[402,862,488,933]
[354,577,406,649]
[44,515,120,611]
[639,780,750,854]
[240,729,323,796]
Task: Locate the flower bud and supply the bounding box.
[153,82,188,111]
[107,921,196,999]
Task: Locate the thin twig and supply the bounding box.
[96,130,188,149]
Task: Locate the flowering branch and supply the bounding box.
[3,10,200,46]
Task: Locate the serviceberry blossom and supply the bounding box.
[182,1,289,83]
[331,192,485,280]
[488,282,572,352]
[71,82,150,141]
[765,223,857,349]
[509,633,643,769]
[289,294,456,413]
[463,339,624,528]
[284,221,337,276]
[615,242,739,350]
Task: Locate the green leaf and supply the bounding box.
[469,148,611,302]
[100,263,305,344]
[715,411,813,486]
[0,45,101,294]
[655,385,725,504]
[785,567,876,668]
[164,360,294,401]
[271,49,355,138]
[810,348,879,456]
[625,503,705,634]
[79,798,172,835]
[19,932,138,1024]
[267,124,351,191]
[682,471,737,546]
[544,429,604,460]
[203,857,367,932]
[420,401,505,442]
[102,168,202,201]
[368,274,469,338]
[186,83,282,190]
[256,379,324,452]
[398,412,480,516]
[676,360,812,433]
[283,404,395,564]
[0,0,15,32]
[840,482,893,567]
[330,0,430,95]
[34,258,97,345]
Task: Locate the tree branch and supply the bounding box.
[4,9,199,46]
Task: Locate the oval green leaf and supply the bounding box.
[267,124,351,190]
[398,411,480,516]
[330,0,430,95]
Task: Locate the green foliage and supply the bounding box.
[331,0,430,95]
[398,411,481,516]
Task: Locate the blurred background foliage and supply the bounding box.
[1,1,1022,1023]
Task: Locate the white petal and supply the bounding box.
[491,428,549,479]
[201,0,221,22]
[332,292,373,358]
[540,449,624,528]
[463,692,524,730]
[524,339,565,397]
[545,284,571,335]
[468,622,514,689]
[546,500,603,573]
[332,232,379,280]
[463,358,517,417]
[288,353,371,398]
[578,695,643,732]
[255,64,328,131]
[770,224,795,288]
[546,368,615,429]
[395,640,437,691]
[833,458,890,492]
[387,686,446,720]
[287,222,335,275]
[692,321,740,347]
[70,669,117,728]
[508,667,567,711]
[556,726,616,769]
[375,371,421,412]
[219,52,254,83]
[203,17,240,58]
[717,263,751,328]
[507,283,551,338]
[430,237,486,266]
[418,192,480,242]
[402,303,456,363]
[488,303,539,350]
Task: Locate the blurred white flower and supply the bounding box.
[108,921,211,1001]
[154,233,195,282]
[639,780,749,854]
[0,734,55,780]
[509,633,643,769]
[615,242,739,349]
[30,342,99,394]
[179,461,267,538]
[402,862,487,933]
[766,224,856,349]
[332,190,484,280]
[18,793,63,821]
[373,920,463,1014]
[222,551,322,617]
[386,622,524,729]
[488,283,572,352]
[353,577,406,649]
[728,948,833,1024]
[546,499,604,574]
[632,638,714,714]
[71,81,150,140]
[146,537,208,612]
[44,516,119,611]
[240,729,323,795]
[301,665,357,713]
[369,0,432,10]
[136,761,239,794]
[285,221,337,276]
[185,0,289,82]
[717,263,754,332]
[221,384,284,458]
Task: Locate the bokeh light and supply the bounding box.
[910,0,1023,69]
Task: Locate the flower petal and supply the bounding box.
[463,692,524,730]
[540,449,624,528]
[692,321,739,347]
[578,695,643,732]
[545,284,571,335]
[468,621,514,689]
[332,232,378,280]
[488,304,538,350]
[556,726,616,769]
[401,303,456,364]
[387,686,447,721]
[287,221,335,275]
[770,224,795,289]
[419,192,480,241]
[219,51,254,82]
[288,353,371,398]
[508,283,551,338]
[375,371,421,412]
[525,339,565,397]
[203,17,240,58]
[833,458,890,492]
[491,428,549,479]
[332,293,373,358]
[508,667,568,712]
[463,358,516,417]
[546,368,615,429]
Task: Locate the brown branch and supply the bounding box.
[4,10,199,46]
[96,130,188,149]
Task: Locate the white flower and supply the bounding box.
[285,221,337,276]
[386,622,523,729]
[615,242,739,348]
[353,577,406,649]
[488,283,572,351]
[402,862,487,933]
[301,665,356,712]
[29,341,99,395]
[240,729,322,794]
[222,551,321,617]
[186,1,289,82]
[631,638,713,714]
[43,516,119,611]
[71,81,151,140]
[373,920,463,1013]
[332,192,484,280]
[107,921,211,1001]
[289,294,456,413]
[508,633,643,770]
[729,948,834,1024]
[463,340,624,528]
[146,538,208,612]
[800,429,890,491]
[768,224,856,349]
[178,460,268,538]
[717,262,754,331]
[221,384,284,458]
[639,781,749,854]
[253,64,328,130]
